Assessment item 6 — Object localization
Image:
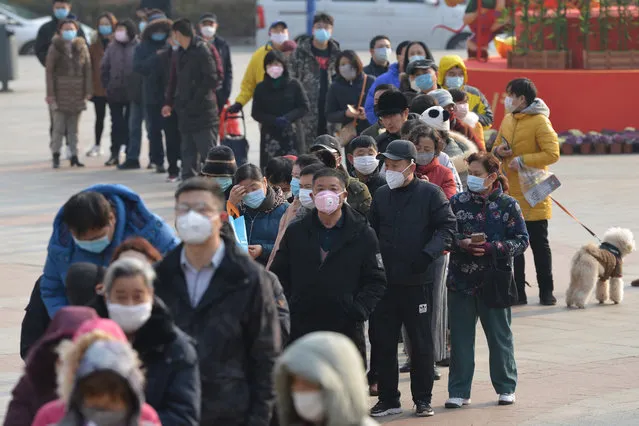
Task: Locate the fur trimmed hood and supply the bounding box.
[141,18,172,41]
[447,131,478,174]
[51,34,88,53]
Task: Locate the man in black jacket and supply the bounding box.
[155,177,280,425]
[347,135,386,198]
[197,13,233,112]
[163,19,220,180]
[369,140,456,418]
[271,168,386,362]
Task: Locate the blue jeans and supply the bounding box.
[127,101,143,161]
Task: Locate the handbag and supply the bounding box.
[481,251,518,309]
[337,75,368,146]
[220,110,249,166]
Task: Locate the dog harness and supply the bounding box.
[584,243,622,280]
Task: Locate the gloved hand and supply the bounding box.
[275,116,289,129]
[227,102,242,114]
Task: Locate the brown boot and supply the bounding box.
[631,279,639,287]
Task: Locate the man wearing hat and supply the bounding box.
[198,13,233,113]
[369,140,456,418]
[404,59,439,103]
[200,146,238,200]
[227,21,290,114]
[374,91,411,153]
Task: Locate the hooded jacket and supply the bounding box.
[133,16,172,106]
[326,73,376,135]
[101,36,139,103]
[275,332,379,426]
[5,307,98,426]
[35,14,86,66]
[364,62,401,124]
[416,156,457,200]
[444,131,479,191]
[438,55,494,127]
[492,98,559,221]
[45,35,92,113]
[40,184,179,317]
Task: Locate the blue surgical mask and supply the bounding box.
[414,74,434,91]
[73,235,111,254]
[290,177,300,197]
[138,21,147,33]
[98,25,112,36]
[445,76,464,89]
[313,28,331,43]
[243,189,266,209]
[151,32,167,42]
[214,177,233,192]
[54,7,69,20]
[467,175,487,193]
[409,55,426,63]
[61,30,77,41]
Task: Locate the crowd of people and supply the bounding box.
[15,2,565,424]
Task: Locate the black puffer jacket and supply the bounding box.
[270,204,386,358]
[19,278,51,360]
[326,73,376,135]
[155,238,280,426]
[369,177,457,286]
[133,17,172,106]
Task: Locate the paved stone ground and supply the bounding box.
[1,52,639,425]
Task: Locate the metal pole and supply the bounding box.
[306,0,316,35]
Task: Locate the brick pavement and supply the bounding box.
[1,54,639,425]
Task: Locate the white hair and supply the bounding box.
[103,257,156,295]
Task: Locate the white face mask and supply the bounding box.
[176,211,213,244]
[114,30,129,43]
[201,25,216,38]
[455,103,469,119]
[504,96,522,113]
[292,391,324,423]
[270,32,288,45]
[106,302,152,333]
[299,189,315,209]
[353,155,379,175]
[385,164,412,189]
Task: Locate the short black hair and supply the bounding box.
[410,94,438,115]
[300,163,327,178]
[265,157,293,185]
[62,191,112,235]
[336,50,363,75]
[295,154,322,169]
[312,168,347,189]
[264,50,287,70]
[506,78,537,106]
[349,135,378,152]
[370,35,390,50]
[53,0,71,4]
[374,83,397,95]
[396,40,410,56]
[234,163,264,184]
[174,177,225,207]
[172,18,194,38]
[116,19,136,41]
[313,13,334,26]
[449,88,468,103]
[314,149,338,169]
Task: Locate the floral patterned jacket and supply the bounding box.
[448,185,529,295]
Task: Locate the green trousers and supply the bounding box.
[447,290,517,398]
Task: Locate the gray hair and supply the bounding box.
[103,257,156,295]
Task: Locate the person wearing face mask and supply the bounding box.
[271,168,386,365]
[252,51,310,168]
[40,185,179,318]
[198,13,233,113]
[438,55,493,128]
[361,84,397,138]
[374,91,411,153]
[35,0,86,67]
[402,41,434,73]
[450,88,486,149]
[266,156,295,202]
[275,332,380,426]
[369,140,456,418]
[227,21,291,114]
[100,20,139,167]
[401,59,438,103]
[363,35,392,77]
[154,177,281,425]
[88,258,201,425]
[409,125,457,199]
[227,164,289,265]
[347,136,385,197]
[446,152,528,409]
[200,145,238,200]
[289,13,341,149]
[492,78,559,306]
[326,50,376,139]
[429,88,483,151]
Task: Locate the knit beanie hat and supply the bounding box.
[421,106,451,132]
[201,146,238,177]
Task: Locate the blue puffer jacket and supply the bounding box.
[41,184,179,317]
[364,62,400,125]
[240,187,288,266]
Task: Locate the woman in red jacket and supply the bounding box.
[409,124,457,199]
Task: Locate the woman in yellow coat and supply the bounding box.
[492,78,559,306]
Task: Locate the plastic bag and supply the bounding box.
[228,216,249,253]
[517,160,561,207]
[462,111,480,129]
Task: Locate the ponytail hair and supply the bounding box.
[466,152,509,193]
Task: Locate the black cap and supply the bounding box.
[377,140,417,161]
[269,20,288,30]
[376,91,409,117]
[199,13,217,23]
[406,59,438,75]
[201,146,237,177]
[65,262,106,306]
[311,135,340,153]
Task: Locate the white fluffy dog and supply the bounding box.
[566,227,636,309]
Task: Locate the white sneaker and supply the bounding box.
[498,393,516,405]
[445,398,471,409]
[86,145,102,157]
[64,146,72,160]
[119,145,127,156]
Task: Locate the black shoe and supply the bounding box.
[436,358,450,367]
[147,162,156,170]
[415,401,434,417]
[70,156,85,167]
[155,164,167,173]
[434,365,442,381]
[104,156,119,166]
[540,291,557,306]
[117,159,141,170]
[370,400,402,417]
[399,361,411,373]
[52,153,60,169]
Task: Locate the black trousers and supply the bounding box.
[108,102,130,157]
[92,96,107,146]
[514,219,554,299]
[163,111,182,176]
[376,284,434,404]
